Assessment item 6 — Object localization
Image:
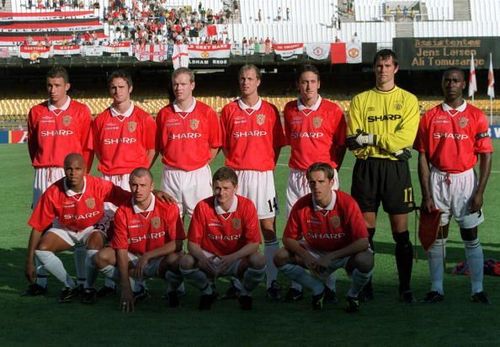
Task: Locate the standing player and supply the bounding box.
[179,167,266,310]
[415,68,493,304]
[24,153,130,302]
[220,64,286,300]
[25,66,93,295]
[346,49,420,302]
[155,67,221,218]
[84,168,185,311]
[274,163,373,312]
[283,64,347,301]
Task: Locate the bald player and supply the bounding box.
[24,153,130,303]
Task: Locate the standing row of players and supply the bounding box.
[24,48,494,312]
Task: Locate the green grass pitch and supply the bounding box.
[1,143,499,346]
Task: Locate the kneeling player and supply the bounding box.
[24,153,130,302]
[179,167,266,310]
[274,163,373,312]
[84,168,185,311]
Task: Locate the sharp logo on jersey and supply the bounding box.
[190,119,200,130]
[151,216,161,229]
[62,115,72,126]
[329,215,341,229]
[129,231,166,243]
[459,117,469,128]
[103,137,138,144]
[233,130,267,138]
[168,132,201,140]
[367,114,402,122]
[433,133,469,140]
[306,232,346,240]
[128,121,137,132]
[313,117,323,128]
[394,103,403,111]
[256,114,266,126]
[208,233,241,241]
[41,130,74,136]
[232,218,241,230]
[63,210,100,221]
[85,197,96,209]
[290,131,324,139]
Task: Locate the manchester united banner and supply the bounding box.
[273,43,304,61]
[305,43,330,61]
[102,42,133,56]
[52,45,81,56]
[188,44,230,66]
[19,45,50,60]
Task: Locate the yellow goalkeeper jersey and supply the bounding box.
[347,86,420,160]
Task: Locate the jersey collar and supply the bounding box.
[215,195,238,215]
[297,95,322,112]
[173,98,196,113]
[442,101,467,113]
[64,176,87,196]
[237,97,262,114]
[312,190,336,211]
[110,102,134,118]
[48,96,71,112]
[132,194,156,213]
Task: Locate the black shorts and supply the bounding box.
[351,158,415,214]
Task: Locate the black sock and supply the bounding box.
[393,231,413,293]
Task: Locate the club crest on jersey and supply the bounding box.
[459,116,469,128]
[128,121,137,132]
[62,115,72,126]
[394,103,403,111]
[85,197,96,209]
[151,216,161,229]
[232,218,241,230]
[329,215,341,229]
[190,119,200,130]
[256,114,266,126]
[312,116,323,128]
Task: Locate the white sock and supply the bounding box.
[35,250,75,288]
[347,269,372,298]
[180,267,211,293]
[104,277,116,289]
[73,244,86,286]
[464,238,484,294]
[279,264,323,295]
[264,240,279,287]
[241,266,266,295]
[290,281,303,291]
[35,257,48,288]
[427,238,446,294]
[84,249,98,289]
[325,273,336,291]
[100,264,119,282]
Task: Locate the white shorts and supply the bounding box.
[102,173,131,216]
[235,170,278,219]
[32,167,65,208]
[47,221,106,247]
[129,253,163,278]
[286,168,339,217]
[161,164,213,217]
[430,167,484,229]
[201,250,241,277]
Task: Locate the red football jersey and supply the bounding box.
[91,105,156,175]
[220,98,286,170]
[284,97,346,171]
[284,191,368,252]
[29,175,130,232]
[188,195,261,256]
[27,98,92,168]
[156,100,221,171]
[414,102,493,173]
[111,197,185,255]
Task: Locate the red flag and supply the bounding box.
[330,43,347,64]
[488,53,495,99]
[206,25,217,37]
[418,208,442,251]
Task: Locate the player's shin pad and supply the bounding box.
[180,267,209,290]
[242,267,266,294]
[279,264,324,295]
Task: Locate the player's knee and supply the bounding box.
[392,231,410,245]
[165,252,182,270]
[261,228,277,242]
[248,252,266,269]
[94,247,114,269]
[179,254,196,270]
[352,250,374,273]
[86,232,105,250]
[273,248,290,267]
[460,227,478,242]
